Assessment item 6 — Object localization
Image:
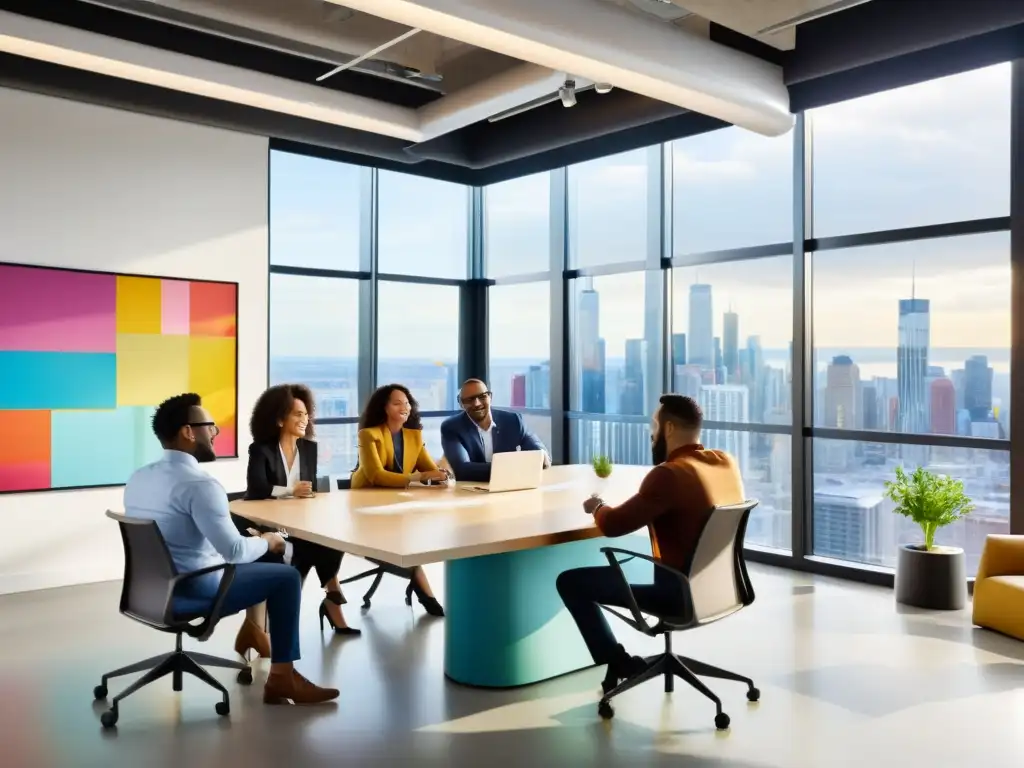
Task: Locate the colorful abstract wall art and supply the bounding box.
[0,264,238,493]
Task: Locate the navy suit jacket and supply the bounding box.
[440,410,546,483]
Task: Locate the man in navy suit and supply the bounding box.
[440,378,551,482]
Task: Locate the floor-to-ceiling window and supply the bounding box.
[806,63,1012,573]
[268,152,366,476]
[565,147,664,465]
[268,155,469,474]
[484,170,555,449]
[269,57,1019,582]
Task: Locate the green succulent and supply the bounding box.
[592,454,613,478]
[883,466,974,551]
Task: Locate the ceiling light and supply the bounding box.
[595,83,613,94]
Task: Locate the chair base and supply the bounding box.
[339,560,414,610]
[598,635,759,731]
[340,567,386,609]
[94,633,247,728]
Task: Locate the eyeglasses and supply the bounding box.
[189,421,221,437]
[460,392,491,406]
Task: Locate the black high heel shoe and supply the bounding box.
[320,590,361,636]
[406,581,444,617]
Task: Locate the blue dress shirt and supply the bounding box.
[124,450,268,594]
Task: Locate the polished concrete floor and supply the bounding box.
[2,561,1024,768]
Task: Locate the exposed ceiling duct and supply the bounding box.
[327,0,795,136]
[0,10,580,144]
[80,0,449,88]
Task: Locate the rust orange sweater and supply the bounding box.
[594,445,745,570]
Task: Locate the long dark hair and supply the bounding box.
[250,384,316,444]
[358,384,423,431]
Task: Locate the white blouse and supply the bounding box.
[271,444,302,499]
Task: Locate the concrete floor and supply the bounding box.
[2,561,1023,768]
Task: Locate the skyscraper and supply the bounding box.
[964,354,993,421]
[620,338,647,415]
[723,310,739,378]
[510,374,526,408]
[578,279,605,413]
[526,362,550,409]
[688,283,713,369]
[670,332,687,391]
[825,355,860,428]
[930,377,956,434]
[671,333,687,366]
[862,385,879,430]
[897,297,930,433]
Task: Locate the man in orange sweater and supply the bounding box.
[556,394,744,691]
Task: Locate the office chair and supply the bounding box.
[93,511,250,729]
[597,500,760,730]
[318,476,419,610]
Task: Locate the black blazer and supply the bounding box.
[245,439,318,500]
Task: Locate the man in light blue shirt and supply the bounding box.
[124,393,337,705]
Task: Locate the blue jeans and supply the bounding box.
[174,563,301,664]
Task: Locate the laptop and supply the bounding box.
[460,449,545,493]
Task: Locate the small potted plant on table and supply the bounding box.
[885,466,974,610]
[592,454,613,479]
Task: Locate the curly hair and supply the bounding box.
[153,392,201,445]
[249,384,316,444]
[358,384,422,431]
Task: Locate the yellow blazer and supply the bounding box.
[350,425,439,489]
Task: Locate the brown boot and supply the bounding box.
[263,669,339,705]
[234,617,271,661]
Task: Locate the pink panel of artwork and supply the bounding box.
[0,265,116,353]
[160,279,191,335]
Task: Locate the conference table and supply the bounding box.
[229,464,653,688]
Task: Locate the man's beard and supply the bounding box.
[651,434,668,466]
[194,443,217,464]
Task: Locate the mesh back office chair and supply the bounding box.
[94,511,250,728]
[597,500,760,730]
[319,476,419,610]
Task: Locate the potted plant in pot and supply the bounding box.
[884,466,974,610]
[592,454,613,479]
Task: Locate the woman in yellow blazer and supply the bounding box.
[351,384,448,616]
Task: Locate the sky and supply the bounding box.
[269,61,1012,362]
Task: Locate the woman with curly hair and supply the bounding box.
[351,384,448,616]
[233,384,359,664]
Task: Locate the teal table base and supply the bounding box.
[444,535,652,688]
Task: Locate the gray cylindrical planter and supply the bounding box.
[894,544,967,610]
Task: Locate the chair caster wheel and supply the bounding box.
[215,701,230,717]
[598,700,614,720]
[714,712,730,730]
[93,684,107,700]
[236,667,253,685]
[100,709,118,729]
[746,687,760,703]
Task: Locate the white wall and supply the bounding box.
[0,87,269,595]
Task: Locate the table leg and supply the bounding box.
[443,535,651,688]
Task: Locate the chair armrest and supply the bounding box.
[169,563,237,640]
[599,546,692,635]
[976,535,1024,579]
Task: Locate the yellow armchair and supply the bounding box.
[973,534,1024,641]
